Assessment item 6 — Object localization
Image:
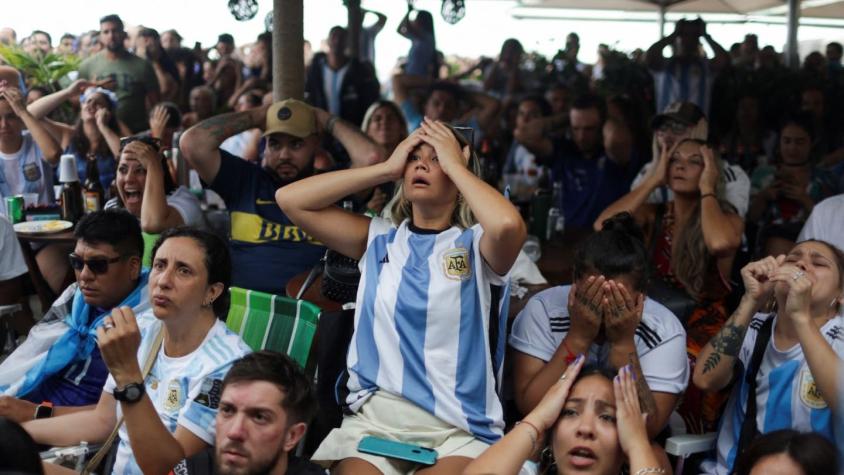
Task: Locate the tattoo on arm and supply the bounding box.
[628,352,657,417]
[702,322,747,374]
[196,112,256,143]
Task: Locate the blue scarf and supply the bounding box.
[16,270,150,397]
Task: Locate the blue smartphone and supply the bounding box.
[357,436,438,466]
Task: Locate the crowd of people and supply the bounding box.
[0,7,841,475]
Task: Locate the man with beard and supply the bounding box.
[78,14,160,133]
[181,98,382,293]
[179,351,321,475]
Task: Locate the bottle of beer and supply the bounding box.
[58,154,84,223]
[83,156,104,213]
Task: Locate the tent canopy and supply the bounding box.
[512,0,844,18]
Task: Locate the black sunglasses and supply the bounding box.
[69,253,124,275]
[120,135,162,151]
[452,126,474,146]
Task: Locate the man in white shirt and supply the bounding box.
[797,193,844,251]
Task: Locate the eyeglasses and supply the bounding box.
[119,135,161,152]
[657,121,689,135]
[68,253,124,275]
[452,126,475,146]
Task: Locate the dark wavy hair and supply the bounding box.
[574,212,649,292]
[152,227,231,318]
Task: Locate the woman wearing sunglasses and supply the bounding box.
[279,118,526,473]
[24,227,250,475]
[105,135,203,265]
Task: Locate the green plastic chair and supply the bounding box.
[225,287,321,368]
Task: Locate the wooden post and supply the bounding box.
[273,0,304,101]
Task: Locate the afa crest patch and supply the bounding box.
[442,247,471,281]
[163,379,183,412]
[799,368,827,409]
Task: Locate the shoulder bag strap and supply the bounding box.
[735,316,774,458]
[647,203,666,261]
[82,326,165,475]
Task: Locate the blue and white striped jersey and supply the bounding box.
[104,319,251,475]
[652,58,713,117]
[707,313,844,475]
[343,218,511,444]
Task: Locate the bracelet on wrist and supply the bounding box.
[562,339,578,364]
[700,192,716,201]
[326,115,339,135]
[515,420,540,452]
[634,468,665,475]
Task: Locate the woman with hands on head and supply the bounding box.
[106,136,203,261]
[23,227,251,475]
[694,239,844,475]
[26,79,121,192]
[595,138,743,433]
[278,117,526,474]
[464,357,665,475]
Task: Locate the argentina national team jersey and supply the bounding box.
[343,218,511,444]
[708,313,844,475]
[104,319,251,475]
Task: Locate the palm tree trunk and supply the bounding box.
[273,0,304,101]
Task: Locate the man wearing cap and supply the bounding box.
[630,102,751,217]
[181,99,383,293]
[78,14,160,134]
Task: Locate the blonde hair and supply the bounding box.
[670,138,730,300]
[385,125,481,229]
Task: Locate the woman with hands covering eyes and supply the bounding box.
[694,239,844,475]
[464,358,665,475]
[278,117,526,474]
[510,213,687,441]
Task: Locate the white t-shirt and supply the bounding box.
[165,186,204,228]
[0,216,26,280]
[220,131,253,160]
[0,132,54,208]
[509,285,689,395]
[105,186,204,228]
[797,194,844,252]
[103,319,250,475]
[631,160,750,217]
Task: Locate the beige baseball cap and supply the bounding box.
[264,99,318,138]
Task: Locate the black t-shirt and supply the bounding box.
[178,447,326,475]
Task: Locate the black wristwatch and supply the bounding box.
[34,401,53,419]
[113,382,146,403]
